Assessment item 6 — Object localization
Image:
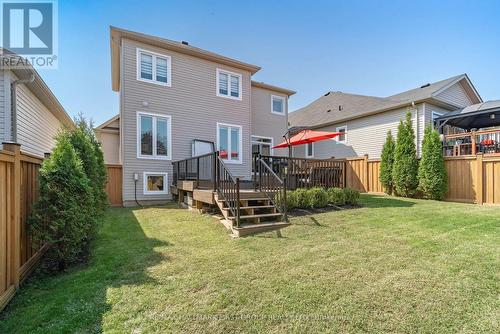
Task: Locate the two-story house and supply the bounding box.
[103,27,295,206]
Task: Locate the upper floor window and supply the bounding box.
[217,123,242,164]
[271,95,285,115]
[137,112,172,160]
[137,48,171,86]
[336,125,347,143]
[217,69,242,100]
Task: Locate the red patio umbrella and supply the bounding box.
[273,129,343,149]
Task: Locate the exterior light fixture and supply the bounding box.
[490,114,496,120]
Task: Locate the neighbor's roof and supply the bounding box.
[110,26,261,91]
[289,74,482,128]
[95,114,119,131]
[435,100,500,129]
[0,49,74,129]
[251,81,296,96]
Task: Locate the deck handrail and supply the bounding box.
[172,152,217,189]
[256,158,287,222]
[253,153,345,189]
[443,128,500,157]
[216,156,241,227]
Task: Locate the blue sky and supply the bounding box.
[38,0,500,125]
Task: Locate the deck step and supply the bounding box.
[221,205,275,210]
[228,212,282,220]
[232,222,291,237]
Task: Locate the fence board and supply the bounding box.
[106,165,122,207]
[345,158,366,192]
[0,147,45,311]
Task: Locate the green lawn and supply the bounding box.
[1,195,499,333]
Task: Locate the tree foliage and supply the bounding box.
[418,126,448,200]
[380,130,396,194]
[29,132,93,270]
[392,112,419,197]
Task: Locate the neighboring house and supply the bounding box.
[95,115,120,165]
[0,50,74,157]
[289,74,482,159]
[107,27,295,206]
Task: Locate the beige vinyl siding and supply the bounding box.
[15,78,62,157]
[121,38,252,203]
[435,82,473,108]
[424,103,452,128]
[291,105,425,159]
[97,131,120,164]
[251,86,288,156]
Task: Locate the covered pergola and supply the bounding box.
[435,101,500,156]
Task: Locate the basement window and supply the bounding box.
[143,172,168,195]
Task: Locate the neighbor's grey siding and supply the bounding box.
[424,103,452,128]
[435,82,473,108]
[15,76,62,157]
[292,105,425,159]
[251,86,288,156]
[121,38,252,203]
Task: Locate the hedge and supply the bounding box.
[286,187,360,210]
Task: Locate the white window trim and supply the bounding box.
[216,68,242,100]
[251,135,274,155]
[136,48,172,87]
[143,172,169,195]
[336,125,347,143]
[306,142,314,158]
[137,111,172,160]
[271,95,285,115]
[217,122,243,164]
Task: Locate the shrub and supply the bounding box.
[294,188,310,209]
[327,188,346,206]
[393,112,419,197]
[418,126,448,200]
[380,130,395,194]
[69,116,108,216]
[306,188,329,208]
[29,132,93,271]
[286,191,298,210]
[343,188,360,206]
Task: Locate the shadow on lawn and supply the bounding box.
[0,207,169,333]
[362,194,416,208]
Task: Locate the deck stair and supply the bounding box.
[214,191,290,237]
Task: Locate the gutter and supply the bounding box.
[11,74,35,142]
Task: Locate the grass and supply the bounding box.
[1,194,499,333]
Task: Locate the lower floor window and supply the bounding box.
[144,172,168,195]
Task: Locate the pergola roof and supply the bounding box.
[435,100,500,130]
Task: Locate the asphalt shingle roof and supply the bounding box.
[289,74,467,128]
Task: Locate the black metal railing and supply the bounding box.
[216,156,241,226]
[256,158,287,222]
[172,152,217,190]
[253,153,345,190]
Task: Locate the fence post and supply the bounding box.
[3,142,21,289]
[476,153,483,205]
[363,154,369,192]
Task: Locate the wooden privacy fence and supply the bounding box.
[342,153,500,205]
[344,155,384,193]
[105,164,122,206]
[1,143,47,311]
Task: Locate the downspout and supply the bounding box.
[11,74,35,142]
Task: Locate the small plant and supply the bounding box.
[418,126,448,200]
[286,191,298,210]
[307,188,329,208]
[343,188,360,206]
[393,112,419,197]
[294,188,310,209]
[327,188,346,206]
[380,130,395,194]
